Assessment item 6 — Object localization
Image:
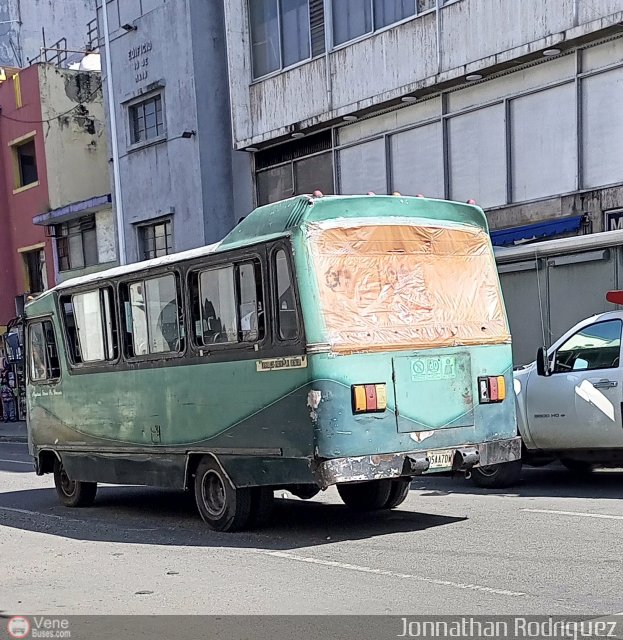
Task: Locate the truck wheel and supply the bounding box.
[249,487,274,528]
[53,458,97,507]
[383,478,411,509]
[561,459,594,476]
[337,479,393,511]
[470,460,522,488]
[194,457,252,532]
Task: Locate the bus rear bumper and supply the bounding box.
[313,436,522,488]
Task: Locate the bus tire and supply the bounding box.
[337,479,393,511]
[383,478,411,509]
[53,458,97,508]
[470,460,522,488]
[194,457,252,532]
[249,487,274,528]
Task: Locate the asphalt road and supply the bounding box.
[1,440,623,616]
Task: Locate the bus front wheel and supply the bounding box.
[53,458,97,508]
[194,457,252,532]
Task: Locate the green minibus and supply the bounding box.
[25,194,520,531]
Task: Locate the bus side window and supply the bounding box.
[29,320,60,382]
[61,287,118,364]
[60,297,82,363]
[122,274,183,356]
[274,249,298,340]
[238,262,264,343]
[197,266,238,345]
[192,260,264,347]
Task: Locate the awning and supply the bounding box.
[490,215,583,247]
[33,194,112,226]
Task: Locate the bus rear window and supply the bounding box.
[308,223,509,352]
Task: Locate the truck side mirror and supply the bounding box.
[536,346,550,377]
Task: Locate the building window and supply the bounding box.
[129,94,165,144]
[12,137,38,189]
[250,0,325,79]
[55,215,98,272]
[22,249,46,294]
[138,219,173,260]
[255,131,334,205]
[332,0,432,46]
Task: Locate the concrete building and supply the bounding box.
[95,0,253,265]
[0,0,97,68]
[0,63,114,332]
[223,0,623,363]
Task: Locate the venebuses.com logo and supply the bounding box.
[6,615,71,639]
[7,616,30,639]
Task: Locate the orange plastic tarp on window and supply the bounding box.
[308,222,510,353]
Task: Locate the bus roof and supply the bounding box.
[28,194,486,304]
[223,194,487,249]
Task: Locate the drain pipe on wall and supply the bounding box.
[101,0,126,265]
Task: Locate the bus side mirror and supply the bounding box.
[536,347,551,377]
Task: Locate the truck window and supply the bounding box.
[553,320,622,373]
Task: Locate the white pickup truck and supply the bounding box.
[471,305,623,487]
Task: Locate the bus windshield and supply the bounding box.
[308,221,509,353]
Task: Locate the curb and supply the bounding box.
[0,436,27,443]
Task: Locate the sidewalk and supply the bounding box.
[0,420,27,443]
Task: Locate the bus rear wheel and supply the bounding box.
[337,479,393,511]
[53,458,97,507]
[384,478,411,508]
[194,457,252,532]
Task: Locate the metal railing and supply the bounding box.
[27,17,99,68]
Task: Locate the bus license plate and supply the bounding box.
[427,449,454,469]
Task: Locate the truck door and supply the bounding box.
[526,319,623,450]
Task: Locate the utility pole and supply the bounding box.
[100,0,126,265]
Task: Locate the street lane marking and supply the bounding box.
[0,506,72,520]
[522,508,623,520]
[264,550,525,597]
[0,506,161,531]
[0,458,32,465]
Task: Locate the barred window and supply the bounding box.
[129,94,165,144]
[138,219,173,260]
[55,215,98,272]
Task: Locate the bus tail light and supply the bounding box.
[478,376,506,403]
[352,383,387,414]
